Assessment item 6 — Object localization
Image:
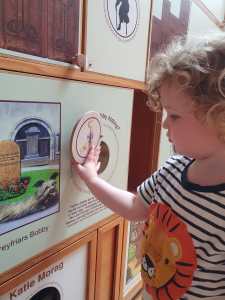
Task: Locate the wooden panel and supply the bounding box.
[95,216,125,300]
[0,0,47,57]
[47,0,80,62]
[128,90,160,192]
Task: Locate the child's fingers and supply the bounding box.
[86,144,101,165]
[85,144,95,162]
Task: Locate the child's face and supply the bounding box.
[160,81,223,159]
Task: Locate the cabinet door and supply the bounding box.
[0,0,47,56]
[85,0,152,81]
[47,0,81,62]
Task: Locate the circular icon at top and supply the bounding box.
[71,111,102,164]
[104,0,139,41]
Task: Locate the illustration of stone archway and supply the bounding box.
[11,118,58,166]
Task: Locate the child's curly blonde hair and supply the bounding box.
[146,32,225,141]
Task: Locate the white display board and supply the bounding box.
[0,244,88,300]
[85,0,152,81]
[0,71,133,274]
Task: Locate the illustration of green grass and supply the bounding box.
[1,168,59,205]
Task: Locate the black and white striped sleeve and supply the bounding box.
[137,170,159,206]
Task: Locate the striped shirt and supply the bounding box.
[137,155,225,299]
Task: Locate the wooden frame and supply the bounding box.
[0,230,97,300]
[95,216,125,300]
[128,89,160,192]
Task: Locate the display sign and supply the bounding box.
[0,244,88,300]
[85,0,152,81]
[0,72,133,276]
[71,111,102,164]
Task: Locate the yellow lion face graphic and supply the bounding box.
[141,216,182,288]
[141,203,197,300]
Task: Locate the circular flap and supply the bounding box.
[71,111,102,164]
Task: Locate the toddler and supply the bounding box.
[73,33,225,300]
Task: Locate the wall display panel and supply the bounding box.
[0,71,133,275]
[0,241,90,299]
[85,0,152,81]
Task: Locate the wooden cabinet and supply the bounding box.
[47,0,80,62]
[0,0,47,56]
[0,0,80,62]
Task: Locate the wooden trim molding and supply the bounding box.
[192,0,225,29]
[0,231,97,297]
[128,90,161,191]
[95,216,125,300]
[0,54,146,90]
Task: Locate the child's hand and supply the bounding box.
[72,144,101,184]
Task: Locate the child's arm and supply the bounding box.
[72,145,149,221]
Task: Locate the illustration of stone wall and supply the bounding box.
[0,141,20,189]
